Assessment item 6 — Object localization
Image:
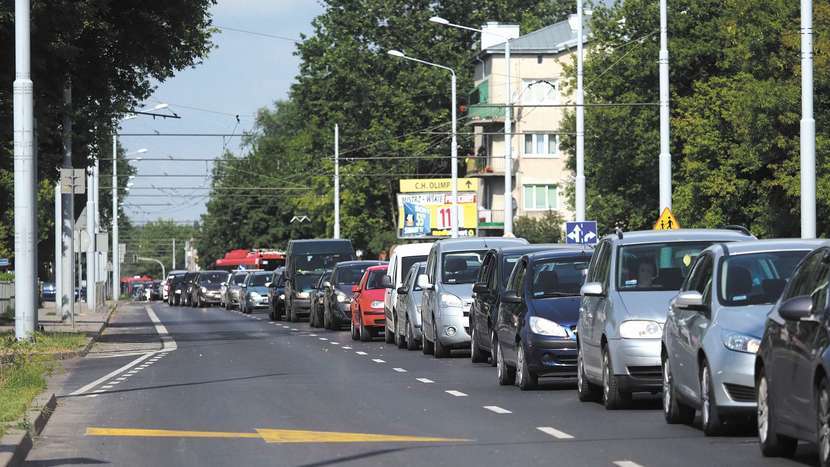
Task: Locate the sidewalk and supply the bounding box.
[0,301,115,337]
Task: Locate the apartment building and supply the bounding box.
[466,17,586,235]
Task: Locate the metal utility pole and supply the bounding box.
[14,0,36,340]
[575,0,586,221]
[61,81,74,321]
[658,0,672,213]
[334,124,340,239]
[112,132,119,298]
[86,165,96,313]
[54,183,61,317]
[503,38,514,236]
[450,72,459,238]
[172,239,176,270]
[801,0,816,238]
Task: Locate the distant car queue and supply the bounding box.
[152,230,830,467]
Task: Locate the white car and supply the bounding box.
[382,242,433,344]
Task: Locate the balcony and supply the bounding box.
[467,104,508,123]
[466,154,517,177]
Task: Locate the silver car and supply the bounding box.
[394,262,426,350]
[577,228,754,409]
[661,239,821,434]
[419,237,528,358]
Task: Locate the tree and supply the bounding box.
[119,220,199,278]
[513,211,564,243]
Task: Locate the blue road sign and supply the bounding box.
[565,221,598,245]
[0,258,8,267]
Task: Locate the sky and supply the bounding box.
[119,0,324,225]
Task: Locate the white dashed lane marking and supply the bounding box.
[537,427,574,439]
[371,359,386,363]
[483,406,512,414]
[393,368,407,373]
[355,351,368,356]
[613,462,644,467]
[330,342,340,345]
[416,378,434,384]
[445,390,468,397]
[319,337,328,341]
[342,346,352,350]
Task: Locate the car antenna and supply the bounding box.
[615,226,624,240]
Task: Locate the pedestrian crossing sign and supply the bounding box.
[654,208,680,230]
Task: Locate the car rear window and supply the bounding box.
[366,269,388,290]
[531,257,590,297]
[250,274,269,286]
[442,251,486,284]
[617,242,712,292]
[718,250,809,306]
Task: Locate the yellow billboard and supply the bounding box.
[397,193,478,239]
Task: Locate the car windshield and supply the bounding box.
[199,272,226,284]
[401,255,428,280]
[502,255,522,286]
[232,273,247,285]
[366,269,388,290]
[334,265,372,286]
[250,274,269,286]
[442,251,486,284]
[295,254,347,273]
[296,271,322,290]
[719,250,809,306]
[618,242,713,292]
[531,257,590,297]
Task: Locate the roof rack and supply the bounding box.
[722,225,752,236]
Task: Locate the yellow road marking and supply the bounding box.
[86,427,469,444]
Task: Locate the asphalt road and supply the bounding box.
[24,302,819,466]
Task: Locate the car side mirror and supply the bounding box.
[779,296,814,321]
[352,285,361,293]
[381,275,393,289]
[265,282,272,288]
[241,284,247,288]
[580,282,604,297]
[675,291,704,310]
[323,281,332,288]
[417,274,433,290]
[397,286,408,295]
[501,291,521,304]
[473,282,489,295]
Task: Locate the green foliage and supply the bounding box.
[0,1,216,271]
[561,0,830,237]
[513,211,564,244]
[119,220,199,278]
[199,0,573,257]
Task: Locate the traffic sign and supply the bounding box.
[399,178,478,193]
[654,208,680,230]
[60,168,86,194]
[0,258,9,267]
[565,221,598,245]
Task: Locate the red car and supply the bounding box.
[350,265,389,342]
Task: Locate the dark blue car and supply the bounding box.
[494,248,592,390]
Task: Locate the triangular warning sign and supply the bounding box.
[654,207,680,230]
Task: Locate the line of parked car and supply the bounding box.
[163,231,830,466]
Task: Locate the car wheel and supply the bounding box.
[396,318,407,349]
[422,328,434,355]
[359,318,372,342]
[289,305,299,322]
[602,346,631,410]
[350,319,359,341]
[470,325,487,364]
[489,331,498,367]
[496,341,516,386]
[385,317,395,344]
[758,368,798,458]
[324,307,332,330]
[662,354,694,424]
[406,318,419,351]
[196,296,202,308]
[433,321,450,358]
[515,344,537,390]
[577,345,601,402]
[224,299,230,310]
[818,377,830,467]
[700,360,724,436]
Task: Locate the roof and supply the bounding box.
[711,239,826,256]
[366,264,390,271]
[494,244,585,256]
[528,248,594,261]
[483,19,588,56]
[334,260,386,268]
[603,229,755,246]
[434,237,529,252]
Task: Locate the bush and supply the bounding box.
[513,211,564,244]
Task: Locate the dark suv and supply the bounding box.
[322,261,385,330]
[268,267,286,321]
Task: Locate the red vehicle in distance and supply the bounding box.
[351,265,390,342]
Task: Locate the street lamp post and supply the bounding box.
[801,0,816,238]
[575,1,586,221]
[388,49,459,238]
[658,0,672,214]
[429,17,514,236]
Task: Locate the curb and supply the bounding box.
[0,304,118,466]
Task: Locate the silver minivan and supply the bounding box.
[577,229,753,409]
[662,239,821,434]
[419,237,528,358]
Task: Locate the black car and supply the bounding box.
[191,270,227,307]
[322,260,385,330]
[284,239,355,322]
[268,267,286,321]
[493,248,591,389]
[756,244,830,465]
[470,245,577,366]
[166,271,187,305]
[179,272,199,306]
[309,270,332,328]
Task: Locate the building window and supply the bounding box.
[523,184,559,211]
[521,79,558,104]
[523,133,559,156]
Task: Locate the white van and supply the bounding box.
[383,242,433,344]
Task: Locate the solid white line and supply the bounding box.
[445,390,468,397]
[70,351,155,396]
[355,351,368,356]
[416,378,434,384]
[537,426,574,439]
[613,462,644,467]
[483,406,511,414]
[371,359,386,363]
[393,368,407,373]
[92,389,105,393]
[85,351,152,359]
[146,306,177,351]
